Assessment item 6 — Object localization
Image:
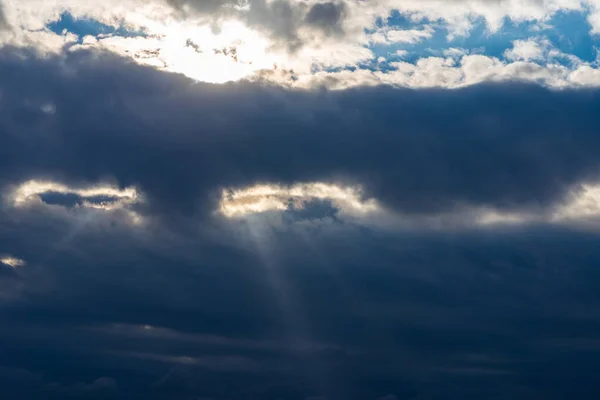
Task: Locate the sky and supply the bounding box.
[4,0,600,399]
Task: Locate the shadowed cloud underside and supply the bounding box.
[3,2,600,399]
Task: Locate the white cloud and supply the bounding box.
[396,49,409,58]
[568,65,600,85]
[370,25,435,45]
[373,0,584,36]
[2,0,600,88]
[219,182,378,218]
[553,183,600,221]
[217,180,600,232]
[11,180,139,207]
[386,26,434,44]
[444,47,468,58]
[282,50,600,90]
[458,183,600,229]
[0,29,79,56]
[7,180,144,224]
[504,38,549,62]
[0,256,26,268]
[412,182,600,230]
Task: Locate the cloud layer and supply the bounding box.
[3,49,600,222]
[3,0,600,87]
[3,2,600,399]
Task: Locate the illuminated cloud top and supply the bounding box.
[3,0,600,87]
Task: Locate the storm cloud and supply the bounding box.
[2,44,600,400]
[1,49,600,218]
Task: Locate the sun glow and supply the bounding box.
[553,183,600,221]
[11,180,139,207]
[8,179,144,224]
[219,182,378,217]
[93,19,280,84]
[0,256,26,268]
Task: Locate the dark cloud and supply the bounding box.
[283,198,341,224]
[4,202,600,399]
[37,192,122,208]
[43,377,117,394]
[304,2,347,36]
[3,48,600,399]
[1,49,600,220]
[246,0,305,51]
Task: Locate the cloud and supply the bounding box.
[44,377,117,394]
[371,25,435,45]
[10,180,139,207]
[3,42,600,400]
[163,0,350,52]
[0,2,9,31]
[166,0,242,15]
[5,49,600,223]
[304,2,347,37]
[504,38,549,62]
[246,0,306,51]
[282,198,342,224]
[219,183,375,218]
[444,47,468,58]
[0,256,26,268]
[291,50,600,90]
[5,202,600,398]
[2,0,600,89]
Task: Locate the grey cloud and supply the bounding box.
[4,202,600,399]
[2,49,600,220]
[165,0,241,15]
[38,192,122,208]
[304,2,347,36]
[44,377,117,394]
[166,0,348,51]
[3,48,600,399]
[0,365,43,385]
[247,0,305,51]
[283,198,341,224]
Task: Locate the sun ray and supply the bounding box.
[242,215,333,395]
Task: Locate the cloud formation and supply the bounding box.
[3,49,600,222]
[3,3,600,400]
[0,2,8,31]
[2,0,600,88]
[304,2,347,36]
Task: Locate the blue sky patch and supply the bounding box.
[47,12,146,41]
[367,9,600,68]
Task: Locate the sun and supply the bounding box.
[126,19,280,84]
